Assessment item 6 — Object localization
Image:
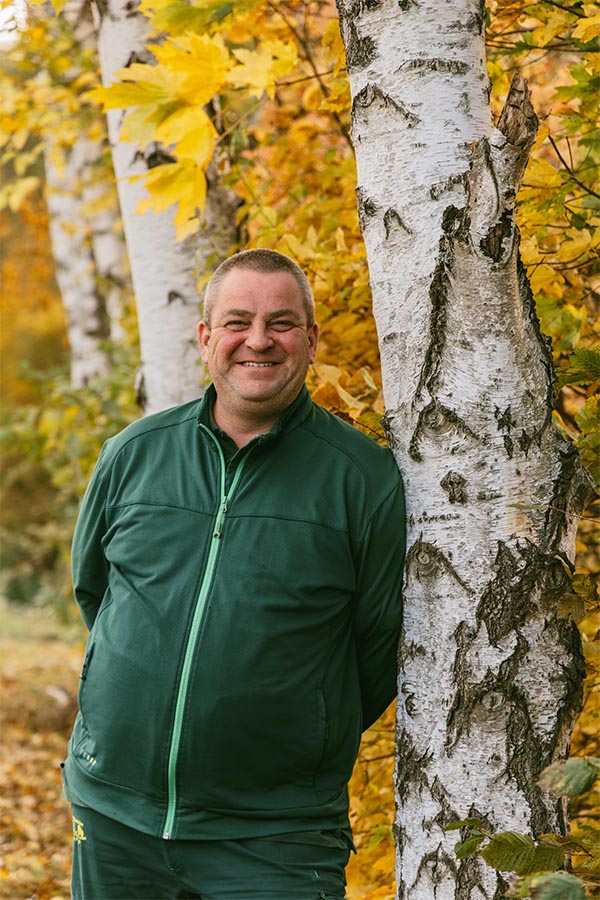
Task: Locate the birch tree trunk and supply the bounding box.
[45,138,112,388]
[44,0,128,385]
[94,0,240,415]
[336,2,592,897]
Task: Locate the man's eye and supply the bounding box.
[225,320,249,330]
[270,321,296,332]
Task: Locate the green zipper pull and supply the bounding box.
[213,498,227,538]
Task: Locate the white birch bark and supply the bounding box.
[94,0,240,415]
[45,140,111,387]
[44,0,128,384]
[336,2,592,897]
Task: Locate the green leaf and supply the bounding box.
[527,871,587,900]
[538,758,600,798]
[480,832,565,876]
[455,833,486,859]
[481,831,535,872]
[556,347,600,387]
[575,396,599,436]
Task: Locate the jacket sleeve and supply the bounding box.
[71,443,110,631]
[352,472,406,730]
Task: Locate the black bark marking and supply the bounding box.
[494,405,516,458]
[440,471,468,504]
[398,0,417,8]
[430,776,461,831]
[167,290,185,305]
[544,443,595,548]
[396,58,469,76]
[409,400,479,462]
[356,187,378,232]
[456,854,489,899]
[447,10,485,33]
[518,429,533,456]
[412,205,469,411]
[381,410,400,451]
[144,145,177,168]
[480,209,514,261]
[335,3,378,71]
[406,536,473,594]
[134,369,146,410]
[124,49,152,67]
[476,540,548,645]
[430,172,466,201]
[396,728,432,802]
[352,83,420,126]
[415,844,458,887]
[384,207,413,238]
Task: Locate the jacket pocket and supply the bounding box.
[80,642,95,681]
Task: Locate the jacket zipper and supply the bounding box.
[162,430,253,839]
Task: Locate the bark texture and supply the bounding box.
[336,2,591,897]
[45,139,111,387]
[94,0,240,414]
[45,0,127,386]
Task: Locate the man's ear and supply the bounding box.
[308,323,319,365]
[197,321,210,363]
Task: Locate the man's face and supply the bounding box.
[198,268,319,427]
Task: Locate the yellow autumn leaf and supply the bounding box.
[154,107,217,166]
[529,263,564,297]
[154,34,229,105]
[532,120,550,152]
[520,236,543,266]
[136,160,207,240]
[88,63,178,110]
[524,157,562,189]
[226,40,297,99]
[264,39,298,78]
[120,105,162,147]
[322,18,346,77]
[531,10,573,47]
[557,229,592,263]
[572,11,600,42]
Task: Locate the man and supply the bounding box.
[63,249,405,900]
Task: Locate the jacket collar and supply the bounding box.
[197,383,312,443]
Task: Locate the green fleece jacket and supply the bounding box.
[62,386,405,841]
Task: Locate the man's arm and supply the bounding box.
[353,475,406,730]
[71,444,110,631]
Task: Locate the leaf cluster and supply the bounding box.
[448,758,600,898]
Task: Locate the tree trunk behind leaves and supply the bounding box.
[45,0,127,387]
[45,135,112,388]
[93,0,240,415]
[336,2,592,897]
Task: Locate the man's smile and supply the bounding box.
[239,362,278,367]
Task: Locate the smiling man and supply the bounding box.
[63,249,406,900]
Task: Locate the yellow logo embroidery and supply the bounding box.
[72,816,87,843]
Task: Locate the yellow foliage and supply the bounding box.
[572,9,600,42]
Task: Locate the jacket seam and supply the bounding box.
[358,479,404,547]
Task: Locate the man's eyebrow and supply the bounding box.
[218,308,302,320]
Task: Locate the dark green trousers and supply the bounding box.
[71,805,349,900]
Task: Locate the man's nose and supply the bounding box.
[245,322,274,351]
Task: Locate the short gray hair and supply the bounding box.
[203,249,315,327]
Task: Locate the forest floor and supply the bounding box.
[0,601,396,900]
[0,602,83,900]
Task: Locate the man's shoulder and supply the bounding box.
[303,401,399,478]
[102,398,201,459]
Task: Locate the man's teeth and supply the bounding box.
[241,362,275,367]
